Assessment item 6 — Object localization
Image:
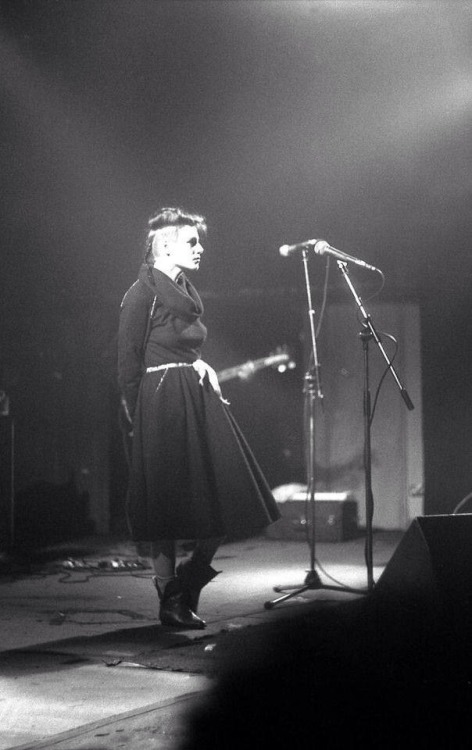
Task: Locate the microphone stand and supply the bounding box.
[265,250,360,610]
[336,261,414,592]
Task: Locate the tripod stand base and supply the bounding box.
[264,568,323,609]
[303,568,323,587]
[264,568,368,609]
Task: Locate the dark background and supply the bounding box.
[0,1,471,543]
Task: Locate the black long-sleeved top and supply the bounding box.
[118,263,207,419]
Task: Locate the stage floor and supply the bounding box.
[0,529,442,749]
[0,530,398,749]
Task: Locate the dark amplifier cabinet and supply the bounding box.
[266,491,359,542]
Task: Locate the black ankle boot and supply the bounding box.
[176,559,220,613]
[152,576,206,629]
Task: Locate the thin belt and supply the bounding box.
[146,362,193,373]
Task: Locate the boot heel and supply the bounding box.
[176,560,220,613]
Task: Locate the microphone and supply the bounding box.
[279,239,381,273]
[279,239,318,257]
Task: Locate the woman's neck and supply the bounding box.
[153,259,180,281]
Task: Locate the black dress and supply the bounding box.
[118,264,280,540]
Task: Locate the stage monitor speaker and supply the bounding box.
[372,514,472,679]
[375,514,472,602]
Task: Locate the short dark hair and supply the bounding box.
[144,206,207,264]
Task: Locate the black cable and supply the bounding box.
[301,489,368,595]
[452,492,472,514]
[369,331,398,425]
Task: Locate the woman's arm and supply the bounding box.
[117,281,154,421]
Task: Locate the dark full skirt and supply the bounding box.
[126,367,280,540]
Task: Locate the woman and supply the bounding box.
[118,207,280,629]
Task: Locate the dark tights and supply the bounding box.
[151,538,222,594]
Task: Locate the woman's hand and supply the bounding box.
[192,359,229,404]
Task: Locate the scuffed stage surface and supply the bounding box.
[2,530,471,749]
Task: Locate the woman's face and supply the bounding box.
[154,225,204,273]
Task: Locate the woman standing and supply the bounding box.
[118,207,279,629]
